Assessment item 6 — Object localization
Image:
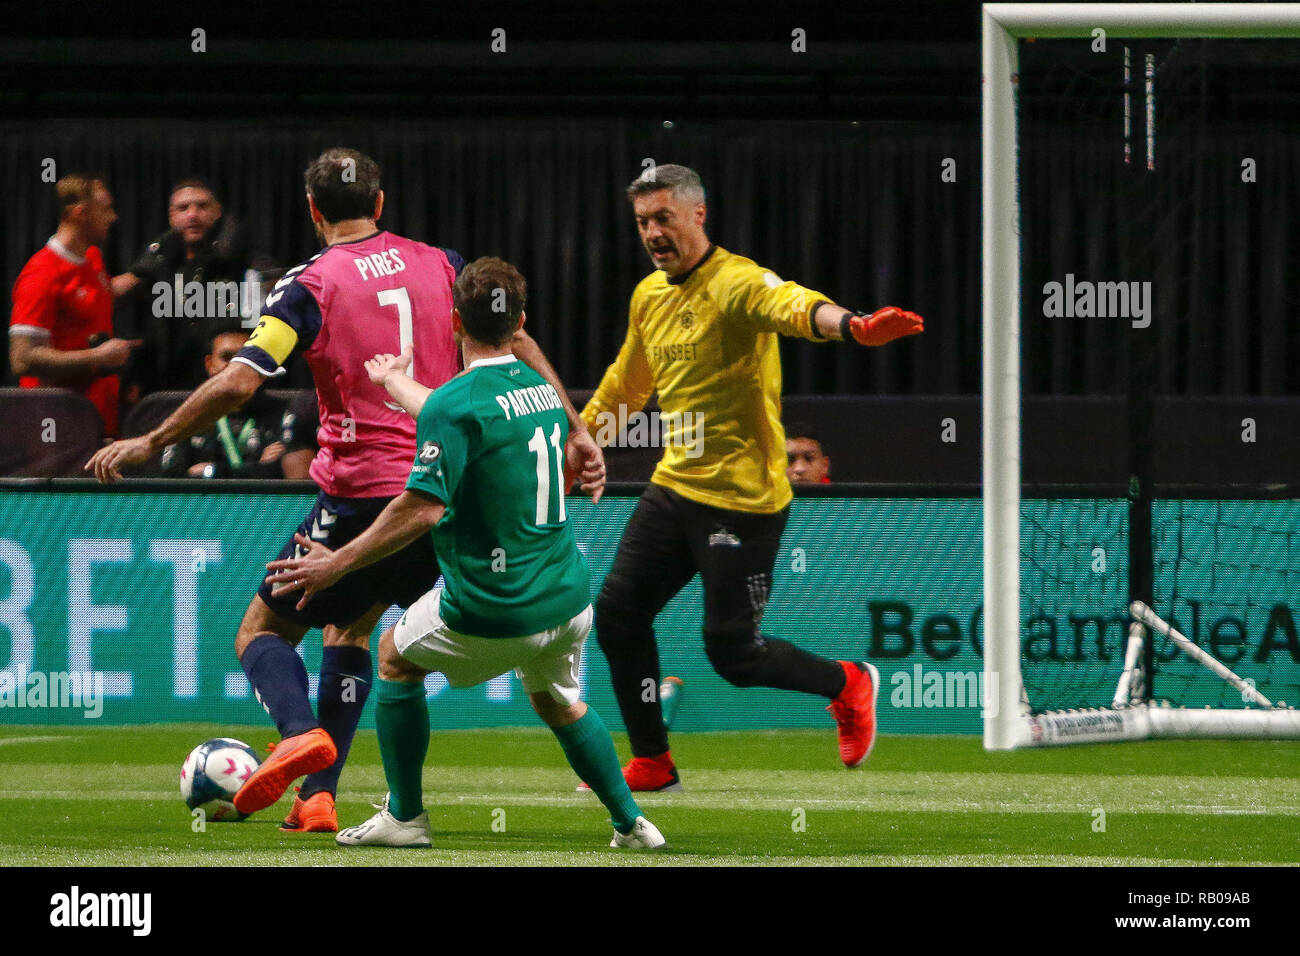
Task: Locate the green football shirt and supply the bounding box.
[406,354,591,638]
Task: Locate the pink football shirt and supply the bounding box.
[295,233,460,497]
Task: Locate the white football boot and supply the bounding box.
[610,815,666,849]
[336,794,432,848]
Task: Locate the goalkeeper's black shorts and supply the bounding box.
[599,482,788,634]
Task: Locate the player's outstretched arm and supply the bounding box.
[265,489,446,609]
[812,303,924,345]
[366,347,431,417]
[736,267,922,346]
[85,360,262,483]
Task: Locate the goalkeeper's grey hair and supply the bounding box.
[626,164,706,205]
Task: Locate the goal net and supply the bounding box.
[983,4,1300,747]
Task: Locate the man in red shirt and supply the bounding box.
[8,174,141,436]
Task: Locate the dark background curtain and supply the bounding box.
[7,115,1296,399]
[1020,136,1300,398]
[0,118,977,395]
[3,23,1297,401]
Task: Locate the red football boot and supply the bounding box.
[827,661,879,767]
[577,750,682,793]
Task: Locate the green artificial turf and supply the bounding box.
[0,725,1295,866]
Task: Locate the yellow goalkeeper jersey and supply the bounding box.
[581,245,834,514]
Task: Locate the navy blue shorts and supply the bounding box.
[258,491,440,630]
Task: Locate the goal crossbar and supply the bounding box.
[981,3,1300,749]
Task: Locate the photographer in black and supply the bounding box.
[118,178,271,392]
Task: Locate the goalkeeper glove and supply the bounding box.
[845,306,924,346]
[128,229,185,281]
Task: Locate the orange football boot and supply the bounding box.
[280,789,338,833]
[234,727,336,816]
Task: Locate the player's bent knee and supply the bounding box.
[529,693,585,728]
[325,603,387,649]
[703,627,764,688]
[235,596,307,659]
[322,624,368,648]
[378,627,424,683]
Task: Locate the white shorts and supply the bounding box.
[392,589,592,706]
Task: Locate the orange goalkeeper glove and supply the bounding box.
[845,307,924,346]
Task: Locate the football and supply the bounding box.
[179,738,261,822]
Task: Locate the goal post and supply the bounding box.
[981,3,1300,749]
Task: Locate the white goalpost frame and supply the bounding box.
[982,4,1300,749]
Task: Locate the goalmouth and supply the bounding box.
[981,3,1300,749]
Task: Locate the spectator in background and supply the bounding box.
[277,388,320,480]
[116,178,272,391]
[785,421,831,484]
[159,323,288,478]
[8,173,142,437]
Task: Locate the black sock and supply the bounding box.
[748,636,848,698]
[300,645,373,799]
[597,622,669,759]
[240,634,317,739]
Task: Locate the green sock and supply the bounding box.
[552,708,642,833]
[375,678,429,822]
